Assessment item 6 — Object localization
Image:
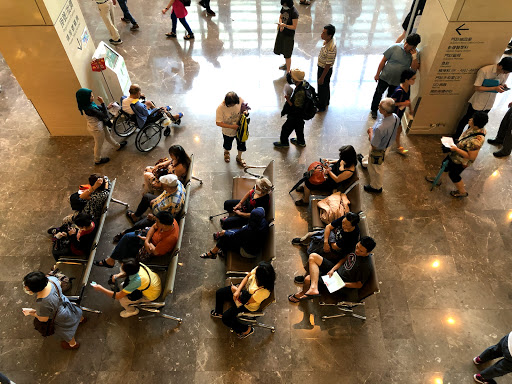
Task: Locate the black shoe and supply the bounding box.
[109,39,123,45]
[505,48,512,55]
[273,141,289,148]
[95,157,110,165]
[294,275,305,284]
[357,154,367,170]
[290,138,306,147]
[487,138,503,146]
[206,9,216,16]
[295,185,304,193]
[130,24,140,30]
[371,110,377,119]
[493,151,510,158]
[295,199,308,206]
[117,141,128,150]
[364,184,382,194]
[291,237,302,245]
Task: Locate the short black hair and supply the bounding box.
[23,271,48,293]
[324,24,335,37]
[338,145,357,167]
[74,212,93,228]
[156,211,174,225]
[405,33,421,46]
[345,212,360,226]
[498,57,512,73]
[471,111,489,128]
[255,261,276,292]
[122,258,140,276]
[400,69,416,83]
[281,0,294,7]
[224,92,240,107]
[360,236,376,253]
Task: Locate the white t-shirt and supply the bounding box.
[468,64,510,111]
[122,97,137,114]
[216,97,244,137]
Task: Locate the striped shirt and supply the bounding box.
[151,181,185,216]
[318,37,337,68]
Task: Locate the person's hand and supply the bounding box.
[97,96,104,104]
[92,284,103,292]
[367,127,372,136]
[68,228,76,236]
[234,203,242,210]
[93,178,104,189]
[323,243,331,253]
[318,76,325,86]
[284,95,290,101]
[450,145,458,152]
[508,101,512,108]
[233,209,242,216]
[162,8,168,14]
[404,100,411,107]
[327,269,335,278]
[496,85,506,93]
[147,213,156,221]
[150,199,155,206]
[374,74,380,82]
[233,290,241,302]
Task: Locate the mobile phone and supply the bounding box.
[90,281,97,286]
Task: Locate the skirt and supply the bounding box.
[274,31,295,59]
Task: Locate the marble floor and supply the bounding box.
[1,0,512,383]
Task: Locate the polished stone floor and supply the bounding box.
[1,0,512,383]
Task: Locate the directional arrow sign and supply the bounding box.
[77,38,82,50]
[455,23,469,36]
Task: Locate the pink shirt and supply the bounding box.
[172,0,188,18]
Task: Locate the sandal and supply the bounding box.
[237,326,254,339]
[184,34,195,40]
[93,259,115,268]
[165,32,177,38]
[210,310,222,319]
[288,293,302,303]
[450,190,468,198]
[213,232,223,240]
[224,152,230,163]
[126,210,138,224]
[236,157,247,167]
[200,251,217,259]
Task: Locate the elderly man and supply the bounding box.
[488,101,512,158]
[370,33,421,119]
[274,69,307,148]
[364,98,400,194]
[453,57,512,139]
[317,24,337,112]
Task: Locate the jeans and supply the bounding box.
[280,115,305,145]
[87,124,120,163]
[453,103,490,139]
[495,106,512,155]
[118,0,137,25]
[317,65,333,109]
[223,134,246,151]
[215,286,250,334]
[479,334,512,380]
[134,193,158,217]
[111,232,143,261]
[171,12,193,35]
[97,0,120,40]
[370,79,396,113]
[222,199,249,229]
[216,229,242,253]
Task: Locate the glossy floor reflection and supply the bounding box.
[1,0,512,383]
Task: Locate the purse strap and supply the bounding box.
[139,264,152,292]
[48,279,62,321]
[384,115,399,149]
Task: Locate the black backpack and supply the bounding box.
[302,81,319,120]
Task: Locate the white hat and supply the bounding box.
[159,174,179,187]
[290,69,305,82]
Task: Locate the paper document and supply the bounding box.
[321,272,346,293]
[283,83,293,97]
[441,137,455,148]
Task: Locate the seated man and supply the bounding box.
[288,236,376,302]
[92,258,162,318]
[95,211,179,268]
[291,211,360,258]
[121,84,182,128]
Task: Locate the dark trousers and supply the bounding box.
[444,157,465,184]
[495,106,512,155]
[125,217,155,234]
[215,286,249,334]
[479,334,512,380]
[118,0,137,24]
[222,199,249,229]
[171,12,193,35]
[317,65,333,109]
[200,0,212,10]
[371,79,396,113]
[216,230,242,252]
[111,232,142,261]
[453,103,490,139]
[280,115,305,145]
[134,193,157,217]
[223,134,246,151]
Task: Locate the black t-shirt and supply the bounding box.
[330,216,360,256]
[338,253,372,286]
[280,7,299,37]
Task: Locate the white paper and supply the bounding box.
[321,272,346,293]
[283,83,293,97]
[22,308,35,316]
[441,137,455,148]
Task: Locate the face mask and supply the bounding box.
[282,6,290,10]
[23,287,34,295]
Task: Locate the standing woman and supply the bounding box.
[216,92,246,165]
[22,272,84,349]
[390,69,416,155]
[76,88,127,165]
[273,0,299,74]
[162,0,194,40]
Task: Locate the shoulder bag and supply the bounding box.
[370,116,399,165]
[33,280,61,337]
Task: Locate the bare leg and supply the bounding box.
[143,172,154,194]
[286,57,291,73]
[68,337,77,347]
[304,253,323,296]
[453,180,467,194]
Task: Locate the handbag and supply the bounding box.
[369,116,399,165]
[33,280,61,337]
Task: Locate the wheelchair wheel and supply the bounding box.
[135,123,162,152]
[163,127,171,137]
[113,113,137,137]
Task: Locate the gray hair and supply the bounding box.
[379,98,395,114]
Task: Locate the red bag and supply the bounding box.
[307,162,327,185]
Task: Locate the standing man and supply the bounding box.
[370,33,421,119]
[453,57,512,139]
[473,331,512,383]
[274,69,307,148]
[317,24,337,112]
[96,0,123,45]
[488,101,512,158]
[119,0,139,30]
[364,98,399,194]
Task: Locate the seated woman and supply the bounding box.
[95,211,179,268]
[22,271,85,349]
[51,213,97,261]
[211,261,275,339]
[142,145,191,194]
[221,177,273,230]
[200,207,268,259]
[91,258,162,318]
[295,145,357,206]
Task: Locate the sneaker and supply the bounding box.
[279,64,287,70]
[95,157,110,165]
[294,275,305,284]
[493,151,510,158]
[110,39,123,45]
[364,184,382,194]
[487,138,503,145]
[120,308,140,318]
[117,141,128,150]
[130,24,140,30]
[371,110,378,119]
[473,374,489,384]
[473,356,483,365]
[273,141,289,148]
[290,138,306,147]
[237,326,255,339]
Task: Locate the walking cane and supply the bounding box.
[209,211,228,220]
[430,159,449,191]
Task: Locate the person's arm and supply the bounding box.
[374,56,387,81]
[450,146,481,161]
[79,177,104,200]
[216,121,238,130]
[327,256,349,277]
[344,281,363,289]
[27,311,49,322]
[410,48,420,71]
[233,273,251,301]
[328,168,354,184]
[318,64,332,85]
[280,18,298,31]
[162,0,175,13]
[323,224,334,253]
[234,190,252,210]
[92,284,128,300]
[143,224,158,254]
[172,163,187,180]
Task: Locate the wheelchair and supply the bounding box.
[112,107,181,152]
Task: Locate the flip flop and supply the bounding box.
[200,251,217,259]
[213,232,223,240]
[93,259,115,268]
[299,293,321,301]
[288,293,301,303]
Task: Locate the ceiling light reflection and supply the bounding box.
[194,135,200,143]
[432,260,440,268]
[447,317,456,325]
[492,170,499,177]
[434,378,443,384]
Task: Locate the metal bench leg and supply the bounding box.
[191,176,203,185]
[80,307,102,314]
[111,198,129,208]
[254,322,276,333]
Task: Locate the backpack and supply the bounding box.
[236,114,250,142]
[289,161,327,194]
[302,81,319,120]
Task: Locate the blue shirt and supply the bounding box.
[371,114,400,150]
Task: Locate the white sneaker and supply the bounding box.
[120,308,139,318]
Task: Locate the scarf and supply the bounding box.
[76,88,101,115]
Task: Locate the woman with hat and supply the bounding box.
[75,88,127,165]
[220,178,273,229]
